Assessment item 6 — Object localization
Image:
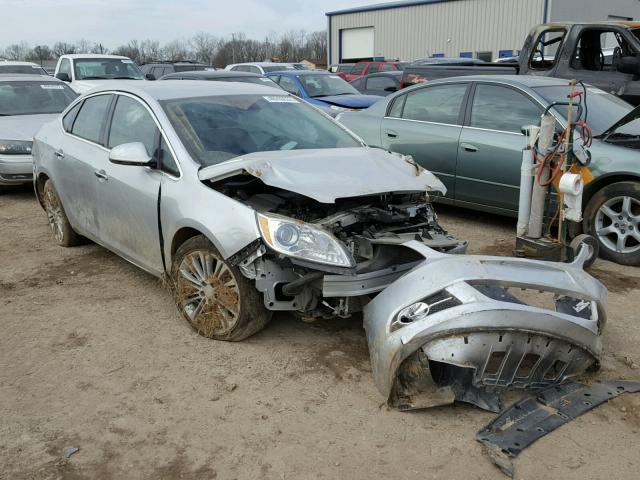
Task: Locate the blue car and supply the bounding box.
[266,70,382,116]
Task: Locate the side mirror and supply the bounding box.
[145,73,156,80]
[109,142,154,167]
[55,72,71,82]
[617,56,640,75]
[384,86,398,92]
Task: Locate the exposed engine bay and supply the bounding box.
[209,174,467,319]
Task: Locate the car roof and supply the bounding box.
[162,70,263,79]
[268,70,331,76]
[144,62,207,66]
[86,79,284,101]
[0,74,64,82]
[427,74,578,89]
[0,61,41,66]
[61,54,130,60]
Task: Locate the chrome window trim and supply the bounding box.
[59,90,182,180]
[383,79,567,132]
[382,117,461,128]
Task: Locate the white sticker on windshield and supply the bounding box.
[259,78,273,82]
[121,59,133,64]
[263,95,299,103]
[330,75,341,79]
[32,65,41,69]
[40,84,64,89]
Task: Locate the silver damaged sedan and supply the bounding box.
[33,81,607,411]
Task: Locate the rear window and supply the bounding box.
[174,65,206,73]
[0,81,77,116]
[161,94,360,166]
[262,65,295,73]
[350,63,366,75]
[0,65,48,75]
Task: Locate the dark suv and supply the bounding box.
[140,61,211,80]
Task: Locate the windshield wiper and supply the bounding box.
[113,76,141,80]
[310,92,353,98]
[605,132,640,140]
[80,76,108,80]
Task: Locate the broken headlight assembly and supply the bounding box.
[0,140,32,155]
[256,212,355,268]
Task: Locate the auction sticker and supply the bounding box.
[121,59,133,64]
[40,84,64,89]
[263,96,299,103]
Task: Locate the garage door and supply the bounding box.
[341,27,374,61]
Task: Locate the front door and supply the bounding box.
[455,83,543,213]
[97,94,164,275]
[380,83,469,197]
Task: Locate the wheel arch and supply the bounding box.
[583,173,640,205]
[35,172,50,208]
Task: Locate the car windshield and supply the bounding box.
[534,85,640,136]
[74,58,144,80]
[0,81,77,116]
[0,65,48,75]
[262,65,295,72]
[161,94,361,166]
[218,76,280,87]
[298,74,360,97]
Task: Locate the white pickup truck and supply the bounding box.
[54,54,146,94]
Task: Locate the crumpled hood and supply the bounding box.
[0,113,60,141]
[198,147,446,203]
[315,94,382,109]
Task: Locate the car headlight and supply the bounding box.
[257,212,355,268]
[0,140,32,155]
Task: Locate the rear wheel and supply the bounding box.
[171,235,271,341]
[584,181,640,266]
[42,180,81,247]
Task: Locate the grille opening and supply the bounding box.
[485,351,506,375]
[543,360,567,380]
[516,353,540,378]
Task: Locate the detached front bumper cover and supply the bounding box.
[363,241,607,412]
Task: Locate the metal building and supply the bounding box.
[327,0,640,64]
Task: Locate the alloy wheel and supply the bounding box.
[595,196,640,254]
[44,187,65,243]
[176,251,241,336]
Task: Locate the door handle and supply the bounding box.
[461,143,478,152]
[94,170,108,181]
[385,129,398,138]
[54,149,64,158]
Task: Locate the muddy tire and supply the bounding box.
[583,181,640,266]
[43,180,81,247]
[171,235,271,341]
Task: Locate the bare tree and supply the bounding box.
[91,43,109,54]
[4,42,30,61]
[76,38,92,54]
[161,39,191,62]
[52,41,77,58]
[28,45,53,65]
[190,32,218,65]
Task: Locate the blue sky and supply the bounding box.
[3,0,392,47]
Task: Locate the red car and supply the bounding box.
[345,61,402,81]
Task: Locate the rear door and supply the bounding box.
[380,83,469,197]
[97,93,168,275]
[56,93,113,239]
[455,83,543,213]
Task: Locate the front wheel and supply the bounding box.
[171,235,271,341]
[584,181,640,266]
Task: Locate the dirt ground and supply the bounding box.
[1,185,639,480]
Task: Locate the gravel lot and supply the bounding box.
[1,185,639,480]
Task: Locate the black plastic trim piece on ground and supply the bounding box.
[477,380,640,478]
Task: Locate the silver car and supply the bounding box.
[33,81,607,410]
[0,75,76,191]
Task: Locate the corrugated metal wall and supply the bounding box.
[329,0,546,63]
[550,0,640,22]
